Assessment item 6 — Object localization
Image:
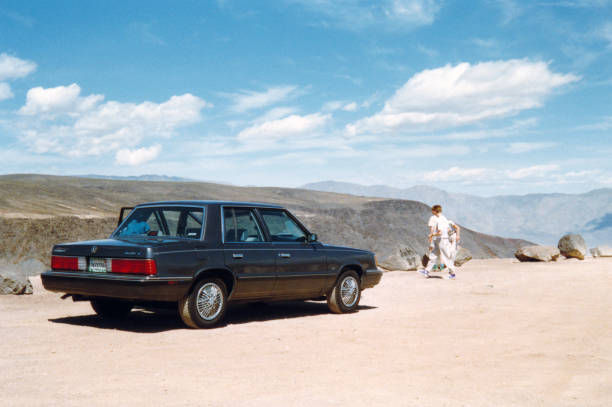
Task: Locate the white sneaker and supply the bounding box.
[417,269,429,277]
[445,273,456,280]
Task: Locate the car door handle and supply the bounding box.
[232,253,244,259]
[278,253,291,258]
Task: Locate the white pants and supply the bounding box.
[426,238,456,273]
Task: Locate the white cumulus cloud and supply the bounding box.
[0,82,13,100]
[227,85,298,113]
[237,113,330,141]
[323,100,359,112]
[342,102,358,112]
[423,166,492,182]
[115,144,162,166]
[505,164,560,179]
[388,0,441,25]
[0,53,37,101]
[323,100,345,111]
[253,107,299,123]
[0,53,37,81]
[347,59,580,135]
[18,84,209,157]
[506,142,556,154]
[599,21,612,48]
[288,0,441,29]
[19,83,104,116]
[422,164,567,186]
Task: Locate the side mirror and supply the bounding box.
[308,233,318,243]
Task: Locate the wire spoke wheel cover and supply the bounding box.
[327,270,361,314]
[196,282,223,320]
[340,276,359,307]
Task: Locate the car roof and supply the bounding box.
[135,200,284,209]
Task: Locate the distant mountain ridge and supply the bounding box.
[302,181,612,246]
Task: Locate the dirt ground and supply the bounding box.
[1,258,611,407]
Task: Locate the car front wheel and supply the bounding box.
[327,270,361,314]
[178,278,227,328]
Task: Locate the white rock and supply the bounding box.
[455,247,472,267]
[515,245,560,262]
[590,246,612,257]
[0,270,33,295]
[379,248,420,271]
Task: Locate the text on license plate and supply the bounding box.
[89,258,107,273]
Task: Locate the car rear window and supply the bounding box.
[114,206,205,239]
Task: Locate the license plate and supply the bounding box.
[88,258,107,273]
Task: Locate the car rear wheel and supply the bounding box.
[178,278,227,328]
[327,270,361,314]
[90,298,133,318]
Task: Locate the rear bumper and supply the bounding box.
[362,268,383,289]
[41,271,191,302]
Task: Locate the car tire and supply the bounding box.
[178,278,227,328]
[327,270,361,314]
[90,298,133,318]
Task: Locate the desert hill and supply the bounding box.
[0,174,530,266]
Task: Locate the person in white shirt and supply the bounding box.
[418,204,460,279]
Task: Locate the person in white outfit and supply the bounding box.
[418,205,460,279]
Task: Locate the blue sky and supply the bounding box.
[0,0,611,196]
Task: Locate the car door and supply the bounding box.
[257,208,327,297]
[222,207,277,300]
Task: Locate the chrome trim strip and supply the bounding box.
[155,249,207,255]
[236,274,277,279]
[45,272,149,281]
[276,272,336,278]
[43,271,191,282]
[236,271,335,279]
[136,204,207,208]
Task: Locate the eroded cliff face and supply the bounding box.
[293,200,530,264]
[0,216,116,265]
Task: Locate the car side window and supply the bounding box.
[162,209,180,235]
[183,210,204,238]
[260,209,307,242]
[223,208,264,242]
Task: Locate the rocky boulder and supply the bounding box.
[0,270,33,295]
[515,245,560,262]
[454,247,472,267]
[590,246,612,257]
[0,259,45,295]
[378,247,420,271]
[558,234,587,260]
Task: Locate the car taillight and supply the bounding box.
[51,256,87,271]
[110,259,157,275]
